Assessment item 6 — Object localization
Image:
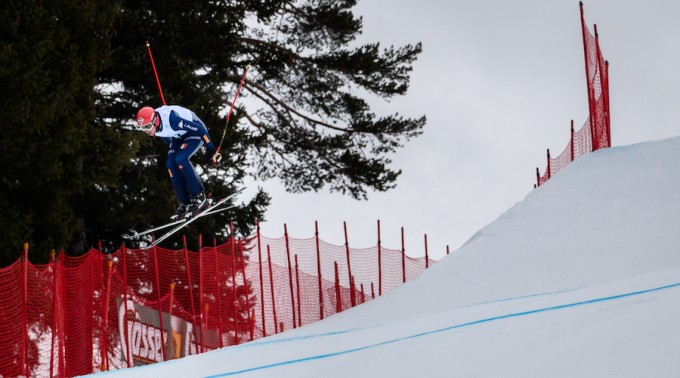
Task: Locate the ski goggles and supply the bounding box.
[138,122,155,131]
[137,113,158,131]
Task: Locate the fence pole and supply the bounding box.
[594,24,601,146]
[182,235,200,354]
[589,85,597,149]
[57,251,67,376]
[424,234,429,269]
[199,234,204,319]
[536,167,540,187]
[204,304,210,330]
[168,283,175,321]
[295,254,302,327]
[371,282,375,299]
[579,1,596,149]
[570,120,575,161]
[593,24,610,149]
[334,262,341,313]
[256,221,267,336]
[401,227,406,283]
[604,60,611,147]
[212,237,224,348]
[229,222,239,344]
[151,243,167,361]
[121,244,132,367]
[238,239,253,341]
[50,251,56,378]
[546,149,552,180]
[89,251,96,373]
[315,221,324,320]
[377,220,382,296]
[447,245,450,255]
[360,283,365,304]
[284,224,297,328]
[101,260,113,371]
[198,234,205,353]
[351,276,356,305]
[343,222,355,307]
[249,309,256,342]
[267,246,278,334]
[167,283,176,358]
[22,243,29,377]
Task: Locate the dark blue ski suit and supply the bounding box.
[153,105,216,205]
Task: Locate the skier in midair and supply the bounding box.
[135,105,222,220]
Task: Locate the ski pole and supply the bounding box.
[145,41,167,105]
[216,64,251,154]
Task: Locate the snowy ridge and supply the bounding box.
[202,278,680,377]
[88,136,680,377]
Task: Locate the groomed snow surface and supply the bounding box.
[88,136,680,377]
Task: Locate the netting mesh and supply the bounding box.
[536,6,610,187]
[0,230,436,376]
[0,260,27,377]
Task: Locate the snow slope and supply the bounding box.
[89,136,680,377]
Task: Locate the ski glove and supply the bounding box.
[211,151,223,166]
[207,147,222,166]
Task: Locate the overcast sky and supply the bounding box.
[243,0,680,260]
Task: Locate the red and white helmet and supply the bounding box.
[135,106,159,130]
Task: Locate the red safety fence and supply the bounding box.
[536,2,611,187]
[0,222,437,377]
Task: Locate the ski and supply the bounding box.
[122,218,185,241]
[122,188,244,241]
[150,196,234,247]
[122,205,232,241]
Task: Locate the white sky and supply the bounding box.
[241,0,680,261]
[88,125,680,377]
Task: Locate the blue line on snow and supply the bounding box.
[206,281,680,377]
[228,287,577,349]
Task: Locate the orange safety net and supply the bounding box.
[0,230,436,377]
[536,4,610,187]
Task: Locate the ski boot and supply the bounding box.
[184,192,212,219]
[170,203,188,221]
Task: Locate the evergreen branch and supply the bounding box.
[244,80,352,133]
[241,111,295,168]
[237,37,310,62]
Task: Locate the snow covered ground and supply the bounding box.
[88,136,680,377]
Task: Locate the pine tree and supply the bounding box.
[0,0,424,264]
[0,0,128,264]
[236,1,426,199]
[103,0,424,239]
